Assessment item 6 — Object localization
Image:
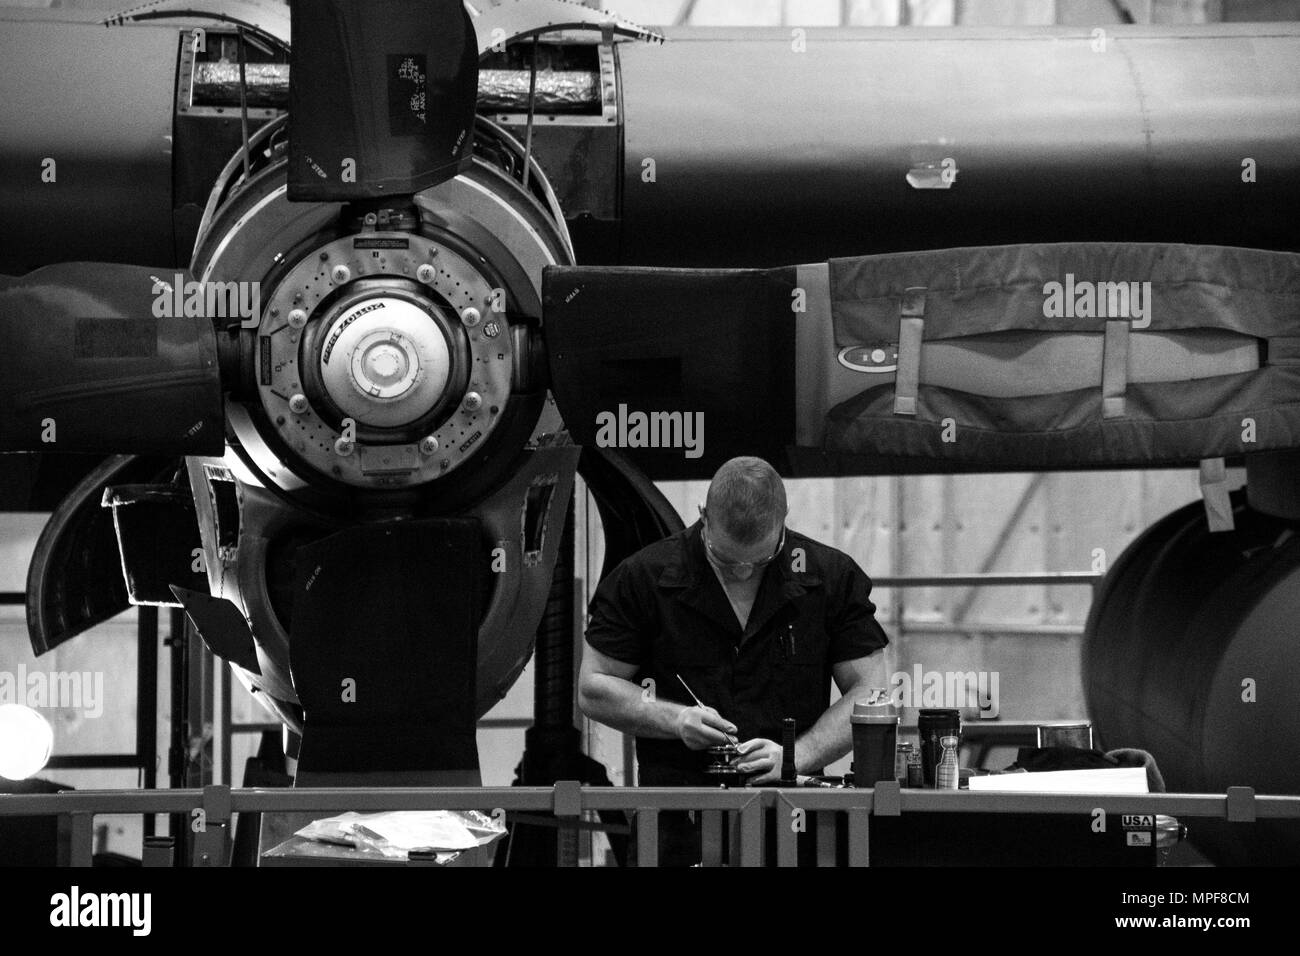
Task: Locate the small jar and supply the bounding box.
[895,742,915,785]
[906,747,924,788]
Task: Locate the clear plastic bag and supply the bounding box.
[296,809,506,861]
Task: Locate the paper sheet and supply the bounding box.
[966,767,1149,793]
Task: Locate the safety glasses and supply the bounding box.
[700,509,785,574]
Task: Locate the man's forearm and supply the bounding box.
[795,680,871,773]
[579,673,688,740]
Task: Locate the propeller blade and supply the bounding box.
[287,0,478,202]
[465,0,664,54]
[27,456,179,655]
[171,586,262,675]
[101,0,290,45]
[0,263,223,455]
[544,265,797,480]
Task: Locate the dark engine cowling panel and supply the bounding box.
[1084,492,1300,865]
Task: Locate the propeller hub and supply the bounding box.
[198,151,571,491]
[247,228,508,489]
[361,342,405,387]
[318,294,452,429]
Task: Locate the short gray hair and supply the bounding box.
[705,457,787,545]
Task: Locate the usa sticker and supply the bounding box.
[1126,831,1153,847]
[1121,814,1154,829]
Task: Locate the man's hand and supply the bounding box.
[674,706,737,751]
[733,738,785,784]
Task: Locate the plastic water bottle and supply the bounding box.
[935,735,960,790]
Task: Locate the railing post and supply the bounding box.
[64,813,94,867]
[776,792,799,868]
[193,784,231,867]
[738,795,764,867]
[701,810,724,867]
[635,807,659,868]
[553,780,582,867]
[874,780,902,816]
[142,835,176,867]
[816,811,837,866]
[1226,786,1257,822]
[848,807,870,867]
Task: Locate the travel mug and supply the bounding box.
[850,691,900,786]
[917,708,961,787]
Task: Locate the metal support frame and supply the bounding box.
[873,572,1103,587]
[6,784,1295,868]
[871,572,1104,639]
[138,607,158,832]
[2,591,162,854]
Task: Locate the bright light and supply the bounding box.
[0,704,54,780]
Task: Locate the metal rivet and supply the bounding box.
[334,437,354,457]
[289,394,310,414]
[416,263,436,284]
[461,307,481,327]
[871,348,887,364]
[419,436,439,455]
[288,308,308,329]
[331,265,351,284]
[462,391,483,411]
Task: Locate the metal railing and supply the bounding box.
[871,572,1103,588]
[2,783,1296,867]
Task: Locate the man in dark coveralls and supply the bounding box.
[578,456,889,865]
